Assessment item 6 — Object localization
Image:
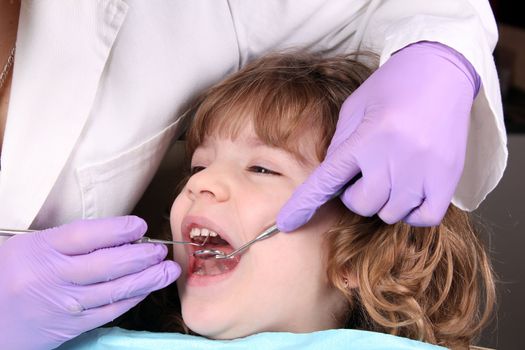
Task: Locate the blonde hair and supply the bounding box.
[120,52,496,349]
[326,209,495,349]
[185,52,370,163]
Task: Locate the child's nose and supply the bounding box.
[185,166,230,202]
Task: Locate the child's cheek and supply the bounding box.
[170,192,190,238]
[170,194,191,269]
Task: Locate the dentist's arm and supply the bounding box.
[278,41,480,230]
[0,216,181,350]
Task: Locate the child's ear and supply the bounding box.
[343,271,359,290]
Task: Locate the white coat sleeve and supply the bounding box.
[227,0,507,211]
[356,0,507,211]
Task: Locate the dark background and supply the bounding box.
[490,0,525,29]
[472,1,525,349]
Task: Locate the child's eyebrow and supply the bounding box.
[243,136,318,168]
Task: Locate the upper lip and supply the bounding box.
[181,215,237,249]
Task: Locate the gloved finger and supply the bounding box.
[277,139,361,232]
[377,189,424,224]
[277,92,369,233]
[76,260,180,310]
[43,216,147,255]
[403,187,452,227]
[340,172,391,217]
[79,294,148,332]
[403,167,458,226]
[403,196,448,227]
[60,243,168,285]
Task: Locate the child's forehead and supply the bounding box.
[199,123,320,166]
[200,124,271,148]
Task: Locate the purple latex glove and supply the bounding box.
[277,41,480,230]
[0,216,181,350]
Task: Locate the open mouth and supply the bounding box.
[189,227,240,276]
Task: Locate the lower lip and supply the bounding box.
[185,255,240,287]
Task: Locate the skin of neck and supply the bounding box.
[0,0,21,152]
[0,1,20,58]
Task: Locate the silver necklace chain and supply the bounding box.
[0,46,16,90]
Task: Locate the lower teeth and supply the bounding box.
[194,258,231,276]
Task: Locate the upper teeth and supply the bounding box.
[190,227,219,239]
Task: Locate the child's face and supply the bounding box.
[170,123,346,339]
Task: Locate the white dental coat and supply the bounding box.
[0,0,507,235]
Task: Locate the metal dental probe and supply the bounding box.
[0,228,207,247]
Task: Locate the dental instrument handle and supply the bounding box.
[0,228,35,236]
[193,190,346,260]
[134,237,203,246]
[0,228,200,246]
[217,224,279,259]
[215,189,346,259]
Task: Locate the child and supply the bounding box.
[165,51,495,349]
[116,52,495,349]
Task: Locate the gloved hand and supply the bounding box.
[277,41,480,230]
[0,216,181,350]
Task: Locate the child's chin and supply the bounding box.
[183,310,251,340]
[182,309,228,338]
[187,323,244,340]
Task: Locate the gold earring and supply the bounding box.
[343,277,349,288]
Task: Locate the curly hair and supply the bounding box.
[326,206,495,349]
[116,51,495,349]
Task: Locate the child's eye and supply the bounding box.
[248,166,281,176]
[190,166,206,175]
